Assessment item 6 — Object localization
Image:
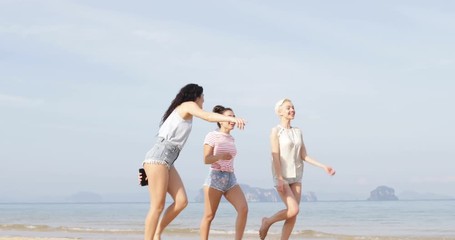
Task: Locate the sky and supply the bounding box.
[1,0,454,202]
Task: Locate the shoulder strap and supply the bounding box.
[276,125,285,137]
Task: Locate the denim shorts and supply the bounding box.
[143,137,180,169]
[204,170,238,193]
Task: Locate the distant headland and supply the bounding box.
[194,184,452,202]
[194,184,318,202]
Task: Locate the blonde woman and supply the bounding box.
[259,98,335,240]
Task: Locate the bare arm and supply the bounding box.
[203,144,232,164]
[270,127,285,192]
[179,101,246,129]
[300,142,336,176]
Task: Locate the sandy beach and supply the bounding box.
[0,238,77,240]
[0,236,275,240]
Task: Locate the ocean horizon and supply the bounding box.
[1,200,454,239]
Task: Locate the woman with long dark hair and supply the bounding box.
[141,84,246,240]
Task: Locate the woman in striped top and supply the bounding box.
[199,105,248,240]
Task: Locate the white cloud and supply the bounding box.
[0,93,44,107]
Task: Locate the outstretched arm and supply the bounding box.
[179,101,246,129]
[300,143,336,176]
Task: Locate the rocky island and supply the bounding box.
[368,185,399,201]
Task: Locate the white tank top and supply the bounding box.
[273,125,303,178]
[158,110,193,149]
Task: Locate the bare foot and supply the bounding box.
[259,217,271,240]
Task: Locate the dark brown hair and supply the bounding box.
[161,83,203,125]
[212,105,233,128]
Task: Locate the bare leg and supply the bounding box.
[259,184,299,240]
[281,183,302,240]
[224,185,248,240]
[144,163,169,240]
[200,186,223,240]
[154,166,188,240]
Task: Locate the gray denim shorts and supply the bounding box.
[143,137,180,169]
[204,170,238,193]
[273,176,302,187]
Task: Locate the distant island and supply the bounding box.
[194,184,318,202]
[9,185,452,203]
[368,185,398,201]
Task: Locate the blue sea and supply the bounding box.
[1,200,454,239]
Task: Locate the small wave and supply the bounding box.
[0,224,142,235]
[57,226,142,234]
[164,227,200,234]
[1,224,52,231]
[210,229,236,235]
